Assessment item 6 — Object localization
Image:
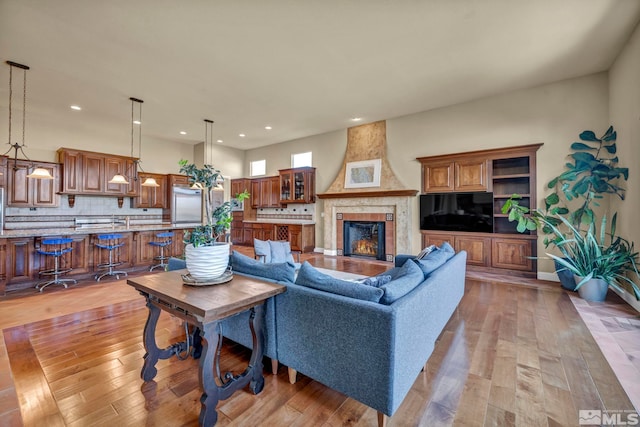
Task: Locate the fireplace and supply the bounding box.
[343,221,385,260]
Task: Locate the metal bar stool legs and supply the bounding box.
[36,238,77,292]
[95,234,128,281]
[149,232,173,271]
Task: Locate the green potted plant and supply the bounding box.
[501,126,629,289]
[178,159,249,281]
[542,214,640,302]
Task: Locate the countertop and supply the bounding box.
[0,223,194,238]
[242,219,316,225]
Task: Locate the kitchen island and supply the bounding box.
[0,224,196,295]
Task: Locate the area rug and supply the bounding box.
[313,267,367,281]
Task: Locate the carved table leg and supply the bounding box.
[248,304,265,394]
[141,296,163,381]
[198,320,221,427]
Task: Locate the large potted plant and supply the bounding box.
[542,214,640,302]
[502,126,629,289]
[178,159,249,281]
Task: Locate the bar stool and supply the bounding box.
[36,238,77,292]
[148,232,174,271]
[95,234,128,281]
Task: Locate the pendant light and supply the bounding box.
[108,97,159,187]
[190,119,215,190]
[3,61,54,180]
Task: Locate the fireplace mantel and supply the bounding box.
[317,189,418,199]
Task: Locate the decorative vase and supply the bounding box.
[575,276,609,302]
[555,258,576,291]
[185,243,230,281]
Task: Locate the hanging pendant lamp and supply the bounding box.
[3,61,54,180]
[108,97,159,187]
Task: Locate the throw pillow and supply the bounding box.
[295,262,383,303]
[379,258,424,305]
[414,241,456,277]
[416,244,437,260]
[268,240,296,264]
[254,238,272,263]
[359,275,392,287]
[230,250,295,282]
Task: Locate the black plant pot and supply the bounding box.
[554,258,576,291]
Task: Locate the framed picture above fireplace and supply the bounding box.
[344,159,381,188]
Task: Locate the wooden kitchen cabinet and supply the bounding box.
[7,159,60,207]
[231,211,244,245]
[34,234,91,277]
[231,178,250,198]
[133,231,157,266]
[0,156,7,188]
[134,173,167,208]
[57,148,139,198]
[0,239,6,296]
[250,177,280,208]
[274,223,315,253]
[279,167,316,204]
[91,233,133,272]
[6,237,35,286]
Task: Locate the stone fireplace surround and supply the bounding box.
[320,195,414,260]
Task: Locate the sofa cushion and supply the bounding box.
[379,258,424,305]
[295,262,383,303]
[269,240,296,264]
[230,250,295,282]
[414,242,456,277]
[253,238,272,263]
[359,275,392,288]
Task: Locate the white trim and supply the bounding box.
[314,247,324,253]
[324,249,338,256]
[611,287,640,313]
[538,271,560,282]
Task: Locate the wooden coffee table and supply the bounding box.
[127,269,286,426]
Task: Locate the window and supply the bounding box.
[292,151,312,168]
[250,159,266,176]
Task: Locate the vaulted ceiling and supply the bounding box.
[1,0,639,151]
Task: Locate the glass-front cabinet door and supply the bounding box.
[279,167,316,204]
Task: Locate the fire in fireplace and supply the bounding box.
[343,221,386,260]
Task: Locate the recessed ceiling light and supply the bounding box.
[351,117,362,122]
[265,126,272,130]
[239,133,246,137]
[133,120,141,125]
[70,105,81,111]
[217,139,223,143]
[180,131,187,135]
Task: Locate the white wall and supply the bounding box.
[610,21,640,250]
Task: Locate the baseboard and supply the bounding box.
[611,287,640,312]
[314,247,324,254]
[537,271,560,282]
[323,249,337,256]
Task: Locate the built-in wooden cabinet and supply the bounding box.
[134,173,167,208]
[418,144,542,276]
[7,159,60,207]
[279,167,316,204]
[0,239,6,296]
[231,211,244,245]
[421,159,487,193]
[231,178,250,198]
[0,156,7,188]
[274,223,315,253]
[250,177,280,208]
[91,233,133,272]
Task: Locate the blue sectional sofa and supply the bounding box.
[169,248,467,426]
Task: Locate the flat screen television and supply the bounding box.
[420,192,494,233]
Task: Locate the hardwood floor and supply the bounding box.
[0,248,635,426]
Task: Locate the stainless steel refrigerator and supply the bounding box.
[171,186,203,226]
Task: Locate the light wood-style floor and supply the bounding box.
[0,248,636,426]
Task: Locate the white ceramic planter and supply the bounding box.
[185,243,230,281]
